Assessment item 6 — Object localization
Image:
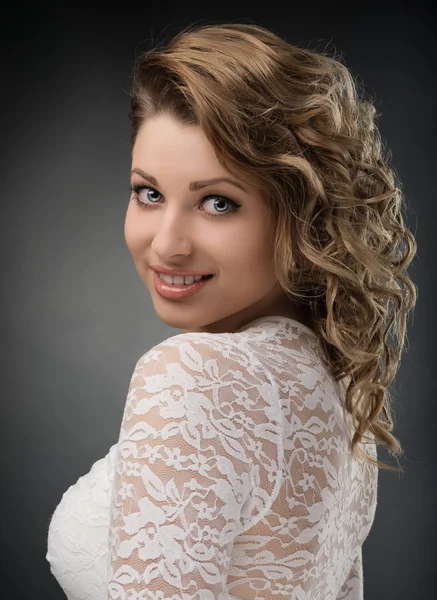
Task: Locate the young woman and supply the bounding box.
[46,22,417,599]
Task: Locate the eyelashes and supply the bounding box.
[129,184,241,218]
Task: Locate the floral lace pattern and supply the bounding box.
[106,317,378,599]
[46,316,378,600]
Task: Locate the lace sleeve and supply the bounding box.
[106,334,283,600]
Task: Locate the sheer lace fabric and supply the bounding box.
[46,316,378,600]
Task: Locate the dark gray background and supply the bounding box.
[1,5,434,599]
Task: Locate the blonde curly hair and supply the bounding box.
[128,22,418,473]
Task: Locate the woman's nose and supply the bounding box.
[150,210,193,257]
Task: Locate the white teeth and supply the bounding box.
[158,273,207,285]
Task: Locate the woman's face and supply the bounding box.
[125,113,292,334]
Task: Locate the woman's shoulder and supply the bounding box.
[132,316,327,395]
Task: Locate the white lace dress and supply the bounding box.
[46,315,378,600]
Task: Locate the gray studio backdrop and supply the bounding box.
[2,7,434,600]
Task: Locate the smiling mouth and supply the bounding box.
[153,270,215,299]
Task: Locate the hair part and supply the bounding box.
[129,22,418,474]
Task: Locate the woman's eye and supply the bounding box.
[140,187,161,203]
[202,197,237,215]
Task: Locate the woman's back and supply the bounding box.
[225,316,378,598]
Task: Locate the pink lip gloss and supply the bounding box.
[153,271,213,299]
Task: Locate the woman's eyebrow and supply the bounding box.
[130,168,248,193]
